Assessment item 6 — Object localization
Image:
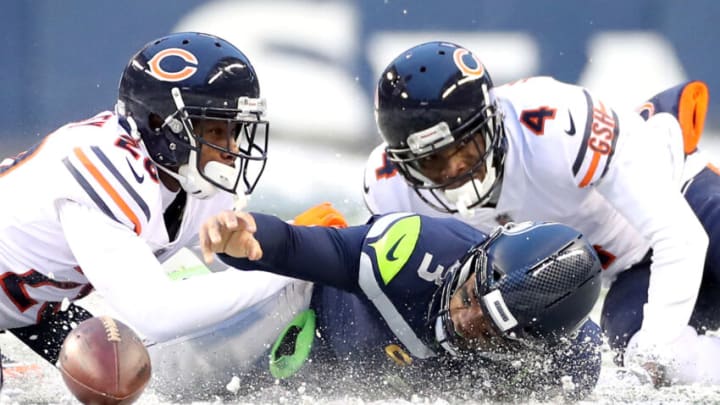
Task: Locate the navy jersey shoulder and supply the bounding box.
[353,213,486,358]
[310,213,488,385]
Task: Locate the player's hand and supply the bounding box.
[199,210,262,264]
[641,361,670,388]
[293,202,348,228]
[624,328,686,388]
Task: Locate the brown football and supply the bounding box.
[58,316,152,405]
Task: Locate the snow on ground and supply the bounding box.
[2,135,720,404]
[2,296,720,405]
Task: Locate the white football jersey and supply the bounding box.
[364,77,709,345]
[0,112,282,342]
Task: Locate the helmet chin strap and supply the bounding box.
[176,156,219,200]
[157,161,247,209]
[125,115,222,200]
[203,159,249,210]
[443,181,478,218]
[176,152,248,209]
[443,163,497,218]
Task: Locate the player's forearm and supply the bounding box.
[598,163,706,343]
[219,213,369,292]
[59,201,285,342]
[640,208,706,340]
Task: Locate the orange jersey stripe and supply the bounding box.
[73,148,142,234]
[579,151,601,188]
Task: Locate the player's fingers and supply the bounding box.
[246,236,263,261]
[215,210,239,230]
[207,211,239,245]
[199,219,216,264]
[200,211,258,263]
[223,228,262,260]
[232,211,257,233]
[215,211,256,233]
[200,211,235,262]
[200,225,226,264]
[200,239,214,264]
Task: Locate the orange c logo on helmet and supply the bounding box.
[452,48,485,78]
[147,48,198,82]
[636,101,655,121]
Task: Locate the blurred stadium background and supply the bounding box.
[3,2,720,403]
[2,0,720,224]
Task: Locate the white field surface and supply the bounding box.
[2,292,720,405]
[2,136,720,404]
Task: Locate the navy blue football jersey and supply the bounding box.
[220,212,601,398]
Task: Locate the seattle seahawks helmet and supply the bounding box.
[375,41,506,216]
[117,32,268,200]
[436,222,602,357]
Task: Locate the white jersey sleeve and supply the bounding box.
[495,77,707,346]
[59,199,282,343]
[595,112,706,345]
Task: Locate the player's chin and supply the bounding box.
[439,178,468,191]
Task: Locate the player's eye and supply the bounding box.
[418,153,444,172]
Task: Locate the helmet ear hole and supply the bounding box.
[148,114,164,131]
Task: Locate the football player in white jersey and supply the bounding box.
[0,32,292,383]
[363,41,720,386]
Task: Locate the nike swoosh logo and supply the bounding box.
[386,234,406,261]
[565,111,576,136]
[126,158,145,183]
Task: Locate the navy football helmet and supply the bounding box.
[435,222,602,357]
[117,32,268,200]
[375,41,506,216]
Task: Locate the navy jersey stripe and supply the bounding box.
[63,158,120,223]
[572,90,595,176]
[90,146,150,221]
[599,110,620,179]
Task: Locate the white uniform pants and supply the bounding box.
[148,277,314,398]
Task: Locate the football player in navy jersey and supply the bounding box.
[195,209,603,400]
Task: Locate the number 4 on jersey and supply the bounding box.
[520,107,557,135]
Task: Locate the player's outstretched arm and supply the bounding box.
[201,210,370,291]
[58,201,283,343]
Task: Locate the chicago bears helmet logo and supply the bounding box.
[452,48,485,78]
[147,48,198,82]
[636,101,655,121]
